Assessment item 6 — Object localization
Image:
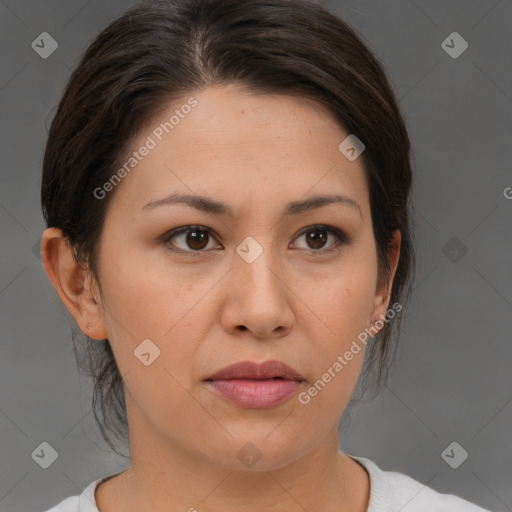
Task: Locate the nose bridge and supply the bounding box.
[234,234,282,295]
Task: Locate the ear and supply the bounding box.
[41,227,108,340]
[369,229,401,329]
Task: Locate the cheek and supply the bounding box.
[96,245,214,398]
[299,247,377,404]
[98,242,198,337]
[306,255,377,347]
[297,282,371,419]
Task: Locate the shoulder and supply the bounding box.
[348,455,494,512]
[40,478,102,512]
[40,495,80,512]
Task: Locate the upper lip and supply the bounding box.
[205,360,305,381]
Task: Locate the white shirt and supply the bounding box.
[41,454,494,511]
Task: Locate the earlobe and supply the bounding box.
[41,227,108,340]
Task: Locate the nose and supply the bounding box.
[220,238,295,340]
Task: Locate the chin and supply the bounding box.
[200,431,314,472]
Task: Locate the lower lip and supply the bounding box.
[205,379,303,409]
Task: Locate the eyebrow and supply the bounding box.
[142,192,363,219]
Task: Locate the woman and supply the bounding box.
[39,0,493,510]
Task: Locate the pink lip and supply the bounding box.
[204,360,305,409]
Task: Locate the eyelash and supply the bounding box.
[161,224,350,257]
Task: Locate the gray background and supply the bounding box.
[0,0,511,511]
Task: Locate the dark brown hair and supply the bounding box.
[41,0,416,457]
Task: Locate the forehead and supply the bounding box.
[105,84,370,219]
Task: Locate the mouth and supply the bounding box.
[204,360,305,409]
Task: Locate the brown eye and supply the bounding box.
[305,228,328,250]
[163,226,219,254]
[184,229,209,250]
[292,225,349,253]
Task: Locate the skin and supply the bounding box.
[42,83,401,512]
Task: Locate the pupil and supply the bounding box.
[307,229,327,249]
[187,230,208,250]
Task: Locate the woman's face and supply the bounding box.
[76,84,399,470]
